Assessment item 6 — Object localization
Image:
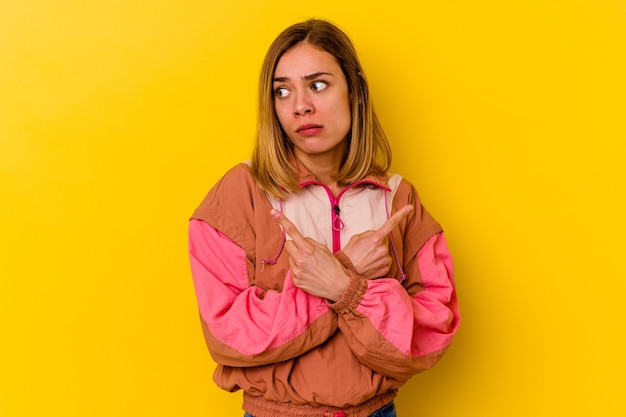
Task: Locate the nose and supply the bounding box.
[293,92,314,116]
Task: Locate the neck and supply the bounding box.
[294,152,344,196]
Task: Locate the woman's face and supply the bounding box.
[273,43,351,164]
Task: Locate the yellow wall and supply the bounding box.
[1,1,625,416]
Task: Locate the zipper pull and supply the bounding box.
[332,205,344,231]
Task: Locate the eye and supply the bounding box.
[275,87,290,98]
[311,81,328,92]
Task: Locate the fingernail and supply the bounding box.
[270,209,280,219]
[406,205,414,212]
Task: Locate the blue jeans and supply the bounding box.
[244,401,396,417]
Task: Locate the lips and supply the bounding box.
[296,124,323,136]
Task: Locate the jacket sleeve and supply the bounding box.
[189,219,338,368]
[329,232,460,381]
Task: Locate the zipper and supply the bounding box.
[331,197,343,253]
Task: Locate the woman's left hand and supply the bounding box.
[271,209,351,302]
[341,204,413,279]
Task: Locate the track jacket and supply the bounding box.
[188,160,460,417]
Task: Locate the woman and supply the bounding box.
[189,19,460,417]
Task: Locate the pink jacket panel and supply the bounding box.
[189,219,336,364]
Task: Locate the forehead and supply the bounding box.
[274,43,341,78]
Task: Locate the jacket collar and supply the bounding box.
[289,155,390,191]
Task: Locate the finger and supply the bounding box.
[270,209,309,249]
[373,204,413,239]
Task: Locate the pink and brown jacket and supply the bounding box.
[188,161,460,417]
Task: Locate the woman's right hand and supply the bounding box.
[271,209,351,302]
[341,204,413,279]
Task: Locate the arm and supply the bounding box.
[189,219,338,368]
[330,232,460,381]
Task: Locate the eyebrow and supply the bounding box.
[273,72,333,83]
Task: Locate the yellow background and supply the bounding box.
[2,0,625,416]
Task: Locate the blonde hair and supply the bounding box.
[251,19,392,199]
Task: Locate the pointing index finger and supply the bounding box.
[270,209,308,248]
[374,204,414,239]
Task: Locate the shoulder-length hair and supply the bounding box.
[251,19,392,199]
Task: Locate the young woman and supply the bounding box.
[189,19,460,417]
